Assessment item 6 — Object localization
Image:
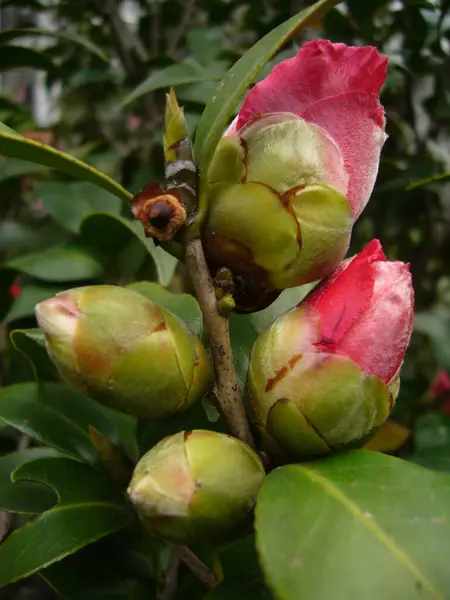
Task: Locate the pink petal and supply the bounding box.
[304,239,385,348]
[301,92,386,218]
[338,261,414,383]
[237,40,387,129]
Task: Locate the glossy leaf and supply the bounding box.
[0,383,97,462]
[10,328,57,381]
[0,126,132,202]
[256,451,450,600]
[193,0,341,185]
[0,44,58,74]
[0,28,108,62]
[120,61,221,108]
[0,448,59,514]
[0,456,131,588]
[36,181,121,234]
[6,245,104,282]
[128,281,203,336]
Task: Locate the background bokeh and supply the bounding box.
[0,1,450,597]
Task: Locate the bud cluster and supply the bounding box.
[33,40,415,547]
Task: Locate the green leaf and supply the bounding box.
[41,539,155,600]
[256,450,450,600]
[0,126,132,203]
[410,414,450,472]
[0,29,108,62]
[36,181,122,234]
[229,314,259,391]
[0,156,49,183]
[80,212,177,285]
[0,383,97,462]
[0,44,58,74]
[3,284,63,324]
[415,309,450,372]
[407,173,450,190]
[193,0,341,184]
[0,448,59,514]
[0,456,131,588]
[127,281,203,336]
[120,61,221,108]
[250,283,317,333]
[204,536,273,600]
[10,328,56,380]
[6,245,104,282]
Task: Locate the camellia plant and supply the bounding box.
[0,1,450,599]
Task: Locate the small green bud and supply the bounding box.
[127,430,265,544]
[36,286,212,418]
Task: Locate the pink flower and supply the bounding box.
[9,283,23,299]
[229,40,388,220]
[302,239,414,385]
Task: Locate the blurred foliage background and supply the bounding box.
[1,0,450,596]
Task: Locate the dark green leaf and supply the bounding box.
[3,284,63,324]
[0,126,132,202]
[204,536,273,600]
[80,213,177,285]
[0,456,131,587]
[193,0,341,184]
[36,181,122,234]
[256,451,450,600]
[0,29,108,62]
[42,540,155,600]
[0,156,48,183]
[250,283,316,333]
[410,414,450,472]
[120,61,221,108]
[407,172,450,190]
[0,448,59,514]
[10,328,57,381]
[128,281,203,336]
[6,245,104,281]
[0,383,97,461]
[415,309,450,372]
[0,45,58,74]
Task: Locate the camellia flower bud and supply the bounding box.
[35,285,212,418]
[203,40,388,312]
[247,240,414,460]
[127,430,265,544]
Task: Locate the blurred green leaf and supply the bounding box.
[415,309,450,372]
[80,212,177,285]
[0,45,58,74]
[128,281,203,336]
[6,245,104,282]
[194,0,341,190]
[0,126,132,202]
[0,383,98,462]
[410,413,450,472]
[0,156,48,183]
[250,283,316,333]
[407,172,450,190]
[10,328,57,381]
[0,29,108,62]
[3,284,63,323]
[120,61,221,108]
[0,448,59,514]
[229,313,259,392]
[36,181,122,234]
[0,456,131,588]
[256,451,450,600]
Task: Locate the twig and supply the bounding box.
[184,238,255,448]
[159,552,179,600]
[173,545,219,588]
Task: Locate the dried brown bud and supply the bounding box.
[131,182,187,242]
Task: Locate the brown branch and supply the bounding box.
[173,545,219,588]
[184,238,255,448]
[159,552,179,600]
